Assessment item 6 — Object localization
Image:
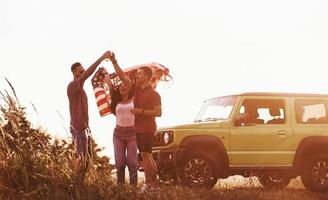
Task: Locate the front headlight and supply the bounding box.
[153,130,174,146]
[163,132,170,144]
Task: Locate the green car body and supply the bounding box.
[152,93,328,191]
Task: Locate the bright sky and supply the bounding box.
[1,0,328,159]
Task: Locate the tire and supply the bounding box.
[157,168,178,184]
[179,151,219,188]
[301,154,328,192]
[258,173,291,189]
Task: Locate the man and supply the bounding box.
[131,66,162,189]
[67,51,111,158]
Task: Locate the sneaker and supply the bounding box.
[138,184,149,193]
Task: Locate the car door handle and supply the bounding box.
[277,130,287,136]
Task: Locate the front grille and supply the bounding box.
[153,131,165,146]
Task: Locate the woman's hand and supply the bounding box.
[130,108,143,115]
[109,51,117,63]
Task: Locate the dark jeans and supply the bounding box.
[113,126,138,186]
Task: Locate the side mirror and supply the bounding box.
[236,113,245,120]
[234,113,244,126]
[234,113,256,127]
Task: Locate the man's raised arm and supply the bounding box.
[79,51,111,83]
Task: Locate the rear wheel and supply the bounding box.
[179,151,219,188]
[301,154,328,192]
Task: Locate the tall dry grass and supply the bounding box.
[0,82,114,199]
[0,82,327,200]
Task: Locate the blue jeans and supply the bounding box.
[113,126,138,186]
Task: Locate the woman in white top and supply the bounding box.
[105,56,137,186]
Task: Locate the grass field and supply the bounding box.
[1,84,327,200]
[90,178,328,200]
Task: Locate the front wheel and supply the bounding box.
[301,154,328,192]
[258,173,291,189]
[179,152,219,188]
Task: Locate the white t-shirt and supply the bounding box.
[116,99,135,127]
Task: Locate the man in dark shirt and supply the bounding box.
[67,51,111,158]
[130,66,162,189]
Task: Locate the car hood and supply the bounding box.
[158,120,230,131]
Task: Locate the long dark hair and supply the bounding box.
[110,83,134,116]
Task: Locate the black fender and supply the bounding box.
[293,136,328,170]
[176,135,229,178]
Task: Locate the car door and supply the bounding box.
[230,96,293,166]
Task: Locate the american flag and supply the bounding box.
[91,67,111,117]
[92,63,172,117]
[109,62,171,89]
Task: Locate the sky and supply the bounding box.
[1,0,328,159]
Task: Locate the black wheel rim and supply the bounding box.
[183,158,212,185]
[268,175,284,183]
[312,160,328,186]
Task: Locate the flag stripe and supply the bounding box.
[96,94,107,102]
[97,98,108,107]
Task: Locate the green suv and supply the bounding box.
[152,93,328,192]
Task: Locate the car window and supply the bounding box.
[258,108,285,124]
[295,99,328,124]
[235,99,285,126]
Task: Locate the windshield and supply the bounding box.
[195,96,237,122]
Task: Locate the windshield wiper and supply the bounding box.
[204,117,227,122]
[204,117,219,122]
[195,117,226,122]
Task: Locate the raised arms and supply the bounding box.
[78,51,112,83]
[108,52,133,90]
